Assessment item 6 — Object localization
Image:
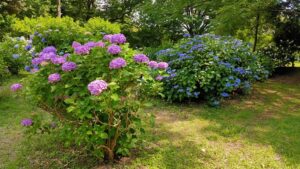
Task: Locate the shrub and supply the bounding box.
[11,17,121,54]
[0,56,9,84]
[155,34,271,104]
[21,34,165,162]
[84,17,121,39]
[0,36,33,75]
[260,41,298,68]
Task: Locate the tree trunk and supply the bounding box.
[57,0,62,18]
[253,13,260,52]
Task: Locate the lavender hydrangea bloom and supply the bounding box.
[21,118,33,126]
[109,57,127,69]
[95,41,105,48]
[155,75,164,81]
[40,52,56,60]
[72,41,81,48]
[10,83,22,92]
[48,73,61,83]
[133,54,149,63]
[107,45,121,55]
[84,42,96,48]
[63,53,70,58]
[87,80,108,95]
[148,61,158,69]
[103,34,112,41]
[14,44,19,48]
[31,57,43,65]
[110,34,126,44]
[42,46,57,53]
[158,62,168,69]
[74,45,90,55]
[51,56,66,64]
[62,62,77,72]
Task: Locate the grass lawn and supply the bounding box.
[1,68,300,169]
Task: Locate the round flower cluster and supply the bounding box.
[110,34,126,44]
[21,118,33,126]
[134,54,149,63]
[103,34,112,41]
[158,62,168,69]
[148,61,158,69]
[48,73,61,83]
[109,57,127,69]
[10,83,22,92]
[107,45,122,55]
[74,45,90,55]
[88,80,108,96]
[62,62,77,72]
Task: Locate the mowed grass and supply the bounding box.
[0,69,300,169]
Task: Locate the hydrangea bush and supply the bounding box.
[0,36,33,75]
[155,34,271,105]
[21,34,165,162]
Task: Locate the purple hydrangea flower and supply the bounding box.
[110,34,126,44]
[10,83,22,92]
[158,62,168,69]
[51,56,66,64]
[74,45,90,55]
[42,46,57,53]
[133,54,149,63]
[31,57,43,65]
[109,57,127,69]
[48,73,61,83]
[62,62,77,72]
[95,41,105,48]
[40,52,56,60]
[103,34,112,41]
[84,41,96,48]
[63,53,70,58]
[155,75,164,81]
[107,45,121,55]
[72,41,81,48]
[87,80,108,95]
[148,61,158,69]
[21,118,33,126]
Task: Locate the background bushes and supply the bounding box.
[155,34,271,104]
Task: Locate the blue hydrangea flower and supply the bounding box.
[25,45,32,51]
[220,92,230,97]
[24,66,31,72]
[194,92,200,97]
[14,44,19,49]
[12,54,20,59]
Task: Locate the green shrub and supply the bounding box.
[0,36,32,75]
[20,34,164,162]
[84,17,121,39]
[155,34,271,105]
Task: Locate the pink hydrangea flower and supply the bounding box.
[155,75,164,81]
[21,118,33,126]
[148,61,158,69]
[134,54,149,63]
[107,45,121,55]
[62,62,77,72]
[72,41,81,48]
[87,80,108,95]
[103,34,112,41]
[11,83,22,92]
[158,62,168,69]
[95,41,105,48]
[74,45,90,55]
[48,73,61,83]
[109,57,127,69]
[110,34,126,44]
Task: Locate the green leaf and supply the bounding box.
[110,94,120,101]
